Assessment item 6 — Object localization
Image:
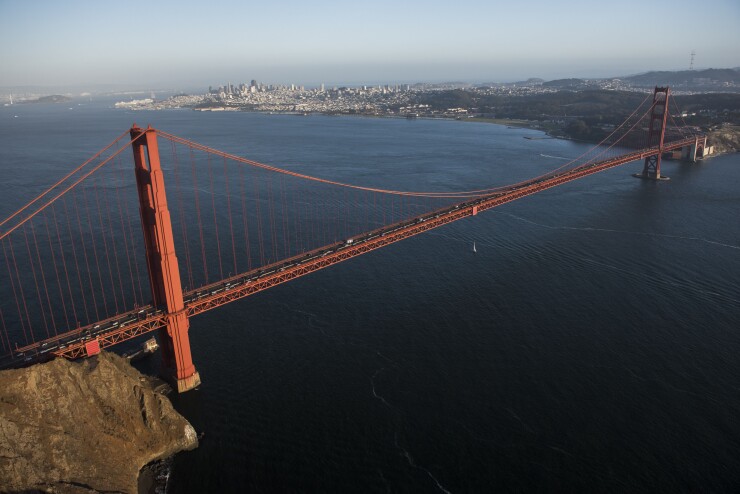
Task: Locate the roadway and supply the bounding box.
[7,136,701,364]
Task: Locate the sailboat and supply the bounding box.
[473,241,477,253]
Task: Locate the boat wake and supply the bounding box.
[493,211,740,305]
[370,367,395,409]
[504,407,535,434]
[497,211,740,251]
[395,434,453,494]
[370,355,452,493]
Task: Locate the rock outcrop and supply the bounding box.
[0,351,198,493]
[707,124,740,155]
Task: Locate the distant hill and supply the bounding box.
[21,94,73,104]
[541,78,594,90]
[482,78,545,87]
[622,69,740,90]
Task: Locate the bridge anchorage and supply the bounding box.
[131,126,200,392]
[1,85,708,392]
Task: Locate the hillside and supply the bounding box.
[0,351,198,493]
[417,89,740,148]
[706,124,740,155]
[622,69,740,91]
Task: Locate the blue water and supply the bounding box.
[1,99,739,492]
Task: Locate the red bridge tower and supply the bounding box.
[638,87,671,180]
[131,126,201,393]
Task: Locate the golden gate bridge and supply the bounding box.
[0,87,708,392]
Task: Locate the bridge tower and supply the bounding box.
[130,125,201,393]
[638,87,671,180]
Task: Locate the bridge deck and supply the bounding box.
[10,136,701,362]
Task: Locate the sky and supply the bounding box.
[0,0,738,90]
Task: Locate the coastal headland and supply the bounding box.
[0,351,198,493]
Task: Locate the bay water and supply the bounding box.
[1,99,738,492]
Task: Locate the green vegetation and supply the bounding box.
[417,89,740,144]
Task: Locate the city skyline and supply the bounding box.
[1,0,739,89]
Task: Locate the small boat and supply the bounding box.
[473,241,477,253]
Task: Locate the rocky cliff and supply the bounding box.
[0,351,198,493]
[706,125,740,155]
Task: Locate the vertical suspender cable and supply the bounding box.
[82,182,108,317]
[111,160,137,311]
[190,145,208,285]
[43,208,70,330]
[239,163,252,271]
[223,156,238,275]
[7,236,33,343]
[29,221,55,335]
[63,196,90,324]
[207,153,224,281]
[52,203,78,326]
[92,175,119,314]
[22,224,49,338]
[2,238,28,344]
[72,190,99,321]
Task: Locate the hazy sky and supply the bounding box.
[1,0,738,89]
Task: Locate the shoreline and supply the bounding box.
[120,105,740,155]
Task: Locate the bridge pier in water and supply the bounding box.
[680,136,709,162]
[131,125,201,393]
